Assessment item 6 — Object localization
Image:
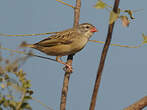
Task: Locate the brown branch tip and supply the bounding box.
[56,0,75,8]
[124,96,147,110]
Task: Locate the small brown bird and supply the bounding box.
[25,23,98,71]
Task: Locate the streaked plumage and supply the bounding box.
[25,23,98,71]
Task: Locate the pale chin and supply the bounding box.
[84,31,94,38]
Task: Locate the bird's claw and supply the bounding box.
[63,64,73,73]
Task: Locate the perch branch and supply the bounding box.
[60,0,81,110]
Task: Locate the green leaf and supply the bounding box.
[109,11,119,24]
[124,10,135,19]
[94,0,107,9]
[4,74,9,80]
[0,83,5,89]
[0,97,5,104]
[3,100,9,108]
[0,67,4,75]
[142,33,147,44]
[26,90,34,95]
[0,78,3,82]
[21,102,32,110]
[24,96,32,101]
[23,80,31,89]
[9,100,16,108]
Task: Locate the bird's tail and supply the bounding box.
[19,41,35,48]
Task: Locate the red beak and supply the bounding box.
[90,27,98,32]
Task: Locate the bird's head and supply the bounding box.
[77,23,98,38]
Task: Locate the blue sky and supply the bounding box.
[0,0,147,110]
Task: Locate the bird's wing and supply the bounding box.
[34,28,77,47]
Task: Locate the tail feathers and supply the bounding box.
[19,41,34,48]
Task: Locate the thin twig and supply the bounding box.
[124,96,147,110]
[60,0,81,110]
[89,0,120,110]
[32,97,54,110]
[0,32,56,37]
[89,40,144,48]
[16,90,26,110]
[73,0,81,27]
[120,9,144,13]
[0,46,57,62]
[56,0,75,8]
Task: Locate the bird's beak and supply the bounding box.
[90,27,98,32]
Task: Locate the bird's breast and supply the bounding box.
[70,37,88,53]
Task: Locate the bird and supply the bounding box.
[23,23,98,71]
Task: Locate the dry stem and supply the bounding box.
[124,96,147,110]
[60,0,81,110]
[89,0,120,110]
[56,0,75,8]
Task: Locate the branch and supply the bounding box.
[89,40,144,48]
[56,0,75,8]
[89,0,120,110]
[32,97,54,110]
[16,90,26,110]
[0,46,57,62]
[0,32,56,37]
[60,0,81,110]
[73,0,81,27]
[124,96,147,110]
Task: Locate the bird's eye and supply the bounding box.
[86,26,90,29]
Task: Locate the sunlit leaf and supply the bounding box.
[142,33,147,44]
[94,0,107,9]
[109,11,119,24]
[24,96,32,101]
[0,78,3,82]
[124,10,135,19]
[0,96,5,104]
[21,102,32,110]
[0,67,4,75]
[7,81,24,93]
[3,100,9,107]
[1,83,5,89]
[26,90,34,95]
[9,100,16,108]
[120,16,130,27]
[0,56,33,109]
[4,74,9,80]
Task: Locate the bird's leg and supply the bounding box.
[56,56,72,72]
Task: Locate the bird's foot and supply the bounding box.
[56,56,73,73]
[63,64,73,73]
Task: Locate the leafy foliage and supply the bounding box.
[94,0,136,26]
[109,10,120,24]
[0,53,33,110]
[124,10,135,19]
[94,0,107,9]
[142,34,147,44]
